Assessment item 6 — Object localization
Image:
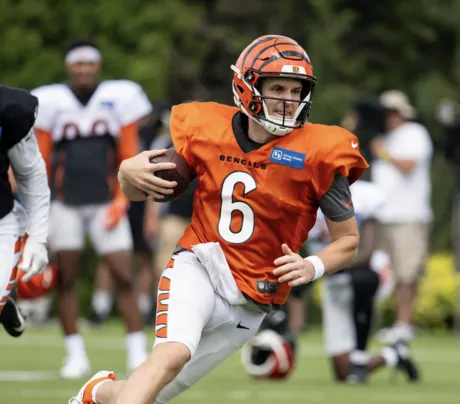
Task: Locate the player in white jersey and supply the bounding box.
[32,38,151,379]
[0,85,50,337]
[307,180,419,383]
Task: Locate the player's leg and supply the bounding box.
[155,301,266,404]
[348,268,380,382]
[50,201,90,378]
[0,234,25,337]
[322,273,418,383]
[89,262,115,325]
[128,200,156,321]
[137,252,157,321]
[393,223,427,341]
[90,204,147,372]
[321,275,356,381]
[377,223,418,343]
[72,250,217,404]
[287,283,311,334]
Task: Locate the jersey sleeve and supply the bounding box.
[0,85,38,150]
[117,82,153,126]
[169,102,198,167]
[30,86,57,132]
[319,174,354,222]
[312,127,369,200]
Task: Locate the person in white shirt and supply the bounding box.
[370,90,433,344]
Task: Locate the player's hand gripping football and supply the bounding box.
[18,237,49,282]
[273,244,315,287]
[119,149,177,200]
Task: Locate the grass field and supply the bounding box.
[1,321,459,404]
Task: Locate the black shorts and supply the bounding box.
[127,201,151,254]
[290,282,313,300]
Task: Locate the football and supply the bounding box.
[150,149,194,202]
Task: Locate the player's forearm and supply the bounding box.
[378,149,416,174]
[118,162,147,201]
[8,168,18,195]
[391,158,416,174]
[315,234,359,275]
[8,133,50,243]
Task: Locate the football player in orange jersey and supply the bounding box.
[70,35,368,404]
[33,38,150,379]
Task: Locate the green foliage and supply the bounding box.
[1,0,460,248]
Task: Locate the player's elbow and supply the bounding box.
[347,234,360,262]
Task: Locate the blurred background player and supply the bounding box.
[89,111,160,325]
[370,91,433,344]
[144,106,197,274]
[308,179,419,383]
[0,85,50,338]
[32,38,151,379]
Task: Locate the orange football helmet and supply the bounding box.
[232,35,316,136]
[241,329,296,379]
[16,264,57,299]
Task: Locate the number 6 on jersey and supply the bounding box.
[218,171,256,244]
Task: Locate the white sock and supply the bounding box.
[64,334,87,360]
[381,346,398,367]
[91,290,113,317]
[395,322,413,339]
[126,331,148,366]
[92,378,114,403]
[138,294,153,317]
[350,350,369,365]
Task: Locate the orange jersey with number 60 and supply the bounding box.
[171,102,368,305]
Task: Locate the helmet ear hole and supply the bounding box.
[245,71,254,81]
[249,100,263,115]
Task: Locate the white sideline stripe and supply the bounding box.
[0,370,57,381]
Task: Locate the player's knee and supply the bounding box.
[56,270,76,292]
[148,342,191,375]
[113,274,134,293]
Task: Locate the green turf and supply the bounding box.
[1,321,459,404]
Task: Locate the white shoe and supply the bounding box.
[377,325,415,344]
[60,356,91,379]
[68,370,116,404]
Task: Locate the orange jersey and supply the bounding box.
[171,102,368,305]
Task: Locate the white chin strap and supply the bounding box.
[231,65,311,137]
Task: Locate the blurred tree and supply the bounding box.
[1,0,459,249]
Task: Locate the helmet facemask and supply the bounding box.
[232,65,316,136]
